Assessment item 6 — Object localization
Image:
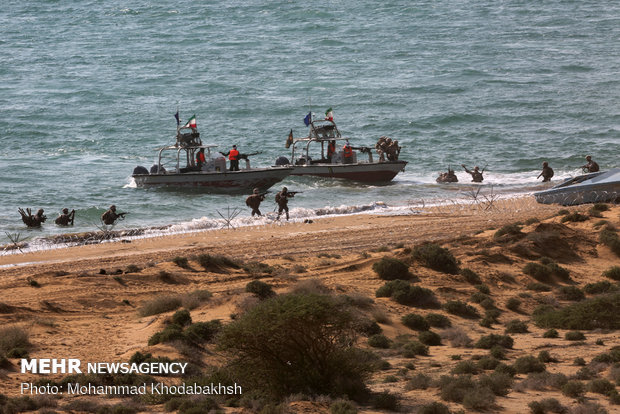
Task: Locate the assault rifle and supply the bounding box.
[285,191,302,196]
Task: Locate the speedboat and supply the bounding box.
[275,117,407,183]
[132,119,292,194]
[533,169,620,206]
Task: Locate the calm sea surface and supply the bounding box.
[1,1,618,246]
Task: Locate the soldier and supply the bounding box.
[537,161,554,182]
[436,168,458,183]
[245,188,266,217]
[462,164,484,183]
[195,148,206,170]
[101,205,127,225]
[387,139,401,161]
[275,187,295,221]
[581,155,599,173]
[55,208,75,226]
[375,136,387,162]
[342,141,354,164]
[19,208,47,228]
[222,145,240,171]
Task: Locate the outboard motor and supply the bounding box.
[275,156,290,166]
[150,164,166,174]
[133,166,149,175]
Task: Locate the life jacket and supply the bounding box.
[343,145,353,158]
[327,142,336,156]
[229,149,239,161]
[196,151,205,164]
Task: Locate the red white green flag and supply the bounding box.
[184,115,197,129]
[325,107,333,121]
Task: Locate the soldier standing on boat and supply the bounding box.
[275,187,296,221]
[375,136,387,162]
[462,164,484,182]
[55,208,75,226]
[581,155,599,173]
[195,148,206,170]
[222,145,240,171]
[19,208,47,228]
[537,161,554,182]
[342,141,354,164]
[386,139,401,161]
[101,205,127,225]
[246,188,266,217]
[327,140,336,161]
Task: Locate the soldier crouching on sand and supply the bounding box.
[246,188,266,217]
[19,208,47,228]
[55,208,75,226]
[537,162,554,182]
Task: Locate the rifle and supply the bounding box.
[286,191,302,196]
[69,209,75,226]
[118,212,130,220]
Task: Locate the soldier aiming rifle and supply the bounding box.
[275,187,302,221]
[101,205,129,225]
[55,208,75,226]
[246,188,268,217]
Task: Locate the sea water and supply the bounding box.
[1,0,618,247]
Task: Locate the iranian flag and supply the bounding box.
[325,107,333,121]
[184,115,197,129]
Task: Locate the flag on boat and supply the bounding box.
[285,129,294,148]
[183,115,197,129]
[174,111,180,126]
[303,112,312,126]
[325,107,333,121]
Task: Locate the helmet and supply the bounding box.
[253,188,259,194]
[110,205,116,210]
[62,208,69,214]
[233,145,237,149]
[586,155,592,160]
[282,186,288,192]
[37,209,44,215]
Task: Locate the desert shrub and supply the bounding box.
[524,262,553,282]
[475,284,491,294]
[375,279,410,297]
[406,373,432,390]
[514,355,546,374]
[0,326,30,356]
[528,398,565,414]
[417,401,451,414]
[418,331,441,346]
[372,257,412,280]
[561,380,585,398]
[526,217,540,225]
[533,293,620,330]
[185,320,222,342]
[181,289,212,310]
[543,329,559,338]
[412,243,459,274]
[330,400,358,414]
[357,319,382,337]
[494,363,517,378]
[138,296,182,316]
[425,313,451,328]
[557,209,570,216]
[443,300,479,319]
[368,334,391,349]
[245,280,276,300]
[470,291,490,304]
[401,340,429,357]
[148,324,185,346]
[565,331,586,341]
[588,378,615,395]
[197,254,240,272]
[569,402,608,414]
[392,285,440,308]
[494,223,522,239]
[477,356,500,370]
[602,266,620,281]
[125,264,141,274]
[599,225,620,257]
[527,282,552,292]
[584,281,617,295]
[372,391,400,411]
[490,345,506,360]
[478,372,513,396]
[441,327,472,348]
[172,256,190,269]
[538,351,558,363]
[401,314,430,331]
[506,297,521,312]
[462,386,496,411]
[243,261,275,275]
[438,375,476,403]
[557,286,585,301]
[451,360,479,375]
[460,268,482,284]
[158,270,179,284]
[561,212,588,223]
[476,334,514,349]
[505,319,528,333]
[609,390,620,405]
[218,293,373,402]
[171,309,192,327]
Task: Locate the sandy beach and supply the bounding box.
[1,196,619,413]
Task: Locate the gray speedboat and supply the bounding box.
[533,168,620,206]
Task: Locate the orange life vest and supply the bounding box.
[196,151,205,163]
[343,145,353,158]
[229,149,239,161]
[327,142,336,156]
